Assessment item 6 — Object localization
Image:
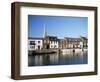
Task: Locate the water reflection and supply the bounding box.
[28,51,88,66]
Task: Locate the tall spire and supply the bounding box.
[43,24,47,38]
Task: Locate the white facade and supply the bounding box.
[28,38,43,50]
[50,41,58,49]
[79,42,83,48]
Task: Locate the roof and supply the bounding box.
[80,36,88,40]
[46,36,58,41]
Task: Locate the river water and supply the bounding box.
[28,51,88,66]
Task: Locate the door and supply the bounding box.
[47,44,49,49]
[38,45,40,50]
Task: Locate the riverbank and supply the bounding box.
[28,49,88,66]
[28,48,88,55]
[61,48,87,54]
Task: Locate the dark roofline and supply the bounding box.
[80,37,88,40]
[28,36,87,40]
[47,35,57,38]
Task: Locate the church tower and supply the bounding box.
[43,24,49,49]
[43,24,47,38]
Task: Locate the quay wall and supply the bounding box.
[61,48,88,54]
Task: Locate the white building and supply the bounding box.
[49,37,59,49]
[28,38,43,50]
[50,41,58,49]
[79,42,83,48]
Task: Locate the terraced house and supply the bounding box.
[59,36,88,49]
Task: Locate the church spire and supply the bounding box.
[43,24,47,38]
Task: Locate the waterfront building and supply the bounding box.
[28,37,43,50]
[28,36,87,51]
[59,39,66,49]
[43,36,59,49]
[80,36,88,48]
[64,37,81,48]
[59,36,88,49]
[28,24,88,51]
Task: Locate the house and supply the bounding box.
[59,36,88,49]
[43,36,59,49]
[28,37,43,50]
[64,37,81,48]
[59,39,66,49]
[80,36,88,48]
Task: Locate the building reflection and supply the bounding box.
[28,51,87,66]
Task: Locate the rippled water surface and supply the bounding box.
[28,51,88,66]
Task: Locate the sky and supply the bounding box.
[28,15,88,39]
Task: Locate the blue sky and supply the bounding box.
[28,15,88,39]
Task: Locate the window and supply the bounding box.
[75,40,77,41]
[30,46,35,49]
[56,41,58,44]
[38,41,40,43]
[51,45,53,48]
[30,41,35,45]
[44,40,46,43]
[54,45,57,48]
[55,41,57,44]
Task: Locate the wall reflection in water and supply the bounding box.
[28,51,88,66]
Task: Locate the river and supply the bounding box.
[28,51,88,66]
